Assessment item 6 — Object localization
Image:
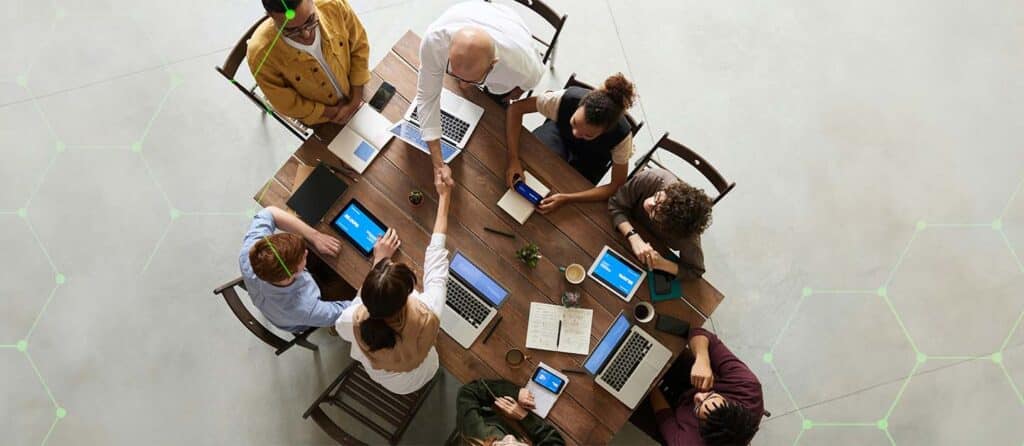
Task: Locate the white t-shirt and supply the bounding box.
[284,27,344,99]
[415,2,545,141]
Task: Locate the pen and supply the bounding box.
[561,368,587,375]
[484,227,515,239]
[481,315,502,344]
[317,159,359,183]
[555,320,561,347]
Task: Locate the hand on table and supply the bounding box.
[517,388,536,409]
[537,193,570,214]
[690,358,714,392]
[329,100,362,124]
[308,232,341,257]
[372,228,401,265]
[506,159,524,188]
[630,236,656,268]
[494,396,529,421]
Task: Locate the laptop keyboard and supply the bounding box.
[600,332,652,391]
[446,280,490,328]
[410,107,471,143]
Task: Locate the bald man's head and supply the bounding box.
[448,27,498,86]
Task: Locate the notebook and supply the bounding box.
[497,171,550,224]
[525,302,592,355]
[327,106,393,173]
[285,163,349,226]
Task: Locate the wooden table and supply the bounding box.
[254,31,725,445]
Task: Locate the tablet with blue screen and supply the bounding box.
[587,246,647,302]
[330,200,387,257]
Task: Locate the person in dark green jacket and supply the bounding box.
[448,379,565,446]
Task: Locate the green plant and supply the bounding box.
[515,243,542,268]
[408,189,424,206]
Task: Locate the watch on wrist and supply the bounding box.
[625,229,639,239]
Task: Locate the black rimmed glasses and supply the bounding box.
[282,12,319,38]
[445,60,494,86]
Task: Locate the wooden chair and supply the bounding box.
[303,362,439,445]
[485,0,567,67]
[564,72,644,136]
[630,132,736,205]
[215,16,312,142]
[212,277,319,355]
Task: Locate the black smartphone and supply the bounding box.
[369,82,396,112]
[655,314,690,338]
[652,269,674,294]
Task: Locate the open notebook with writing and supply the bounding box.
[497,171,550,224]
[525,302,592,355]
[327,106,393,173]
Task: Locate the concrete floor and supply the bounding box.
[3,0,1023,444]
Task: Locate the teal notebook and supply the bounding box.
[647,252,683,302]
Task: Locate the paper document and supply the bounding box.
[327,106,394,173]
[497,171,550,224]
[526,302,592,355]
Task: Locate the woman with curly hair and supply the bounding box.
[607,168,713,280]
[505,73,638,214]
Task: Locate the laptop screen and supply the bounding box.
[592,248,645,298]
[451,253,509,306]
[584,313,631,375]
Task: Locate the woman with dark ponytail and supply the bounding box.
[505,73,638,213]
[336,169,454,395]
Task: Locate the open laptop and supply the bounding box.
[389,89,484,163]
[441,252,510,348]
[583,311,672,409]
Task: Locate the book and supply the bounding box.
[327,105,394,173]
[497,171,550,224]
[525,302,592,355]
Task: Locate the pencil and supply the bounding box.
[484,227,515,239]
[481,315,502,344]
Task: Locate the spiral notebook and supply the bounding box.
[525,302,592,355]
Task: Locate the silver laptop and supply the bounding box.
[441,252,510,348]
[389,89,484,163]
[583,311,672,409]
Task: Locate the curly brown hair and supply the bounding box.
[653,182,713,237]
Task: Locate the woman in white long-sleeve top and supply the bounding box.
[336,169,454,395]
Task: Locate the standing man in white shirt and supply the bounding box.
[416,1,546,183]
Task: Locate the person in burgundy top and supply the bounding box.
[649,328,764,445]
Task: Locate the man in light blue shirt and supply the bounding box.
[239,206,352,332]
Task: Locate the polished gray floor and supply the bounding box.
[3,0,1024,445]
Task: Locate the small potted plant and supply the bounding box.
[408,189,424,207]
[515,243,542,269]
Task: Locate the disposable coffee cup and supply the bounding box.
[633,301,655,323]
[505,348,528,368]
[561,263,586,285]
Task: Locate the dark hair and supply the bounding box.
[653,182,713,237]
[262,0,302,13]
[699,401,760,446]
[359,260,416,352]
[579,73,637,129]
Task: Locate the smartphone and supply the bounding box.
[652,270,674,294]
[655,314,690,338]
[369,82,396,112]
[514,180,543,205]
[532,367,566,394]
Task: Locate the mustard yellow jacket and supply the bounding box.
[246,0,370,125]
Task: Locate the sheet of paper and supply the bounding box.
[497,171,550,224]
[348,105,394,149]
[557,307,593,355]
[526,302,561,352]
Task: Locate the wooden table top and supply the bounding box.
[254,31,725,445]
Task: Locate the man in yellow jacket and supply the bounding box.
[247,0,370,126]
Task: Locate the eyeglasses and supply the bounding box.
[694,392,724,418]
[446,60,494,86]
[282,12,319,38]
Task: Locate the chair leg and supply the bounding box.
[295,337,319,351]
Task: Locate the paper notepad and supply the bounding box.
[327,106,394,173]
[525,302,592,355]
[497,171,550,224]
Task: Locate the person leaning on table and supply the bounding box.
[416,0,546,185]
[449,379,565,446]
[506,73,638,213]
[607,167,713,280]
[334,170,454,395]
[247,0,370,126]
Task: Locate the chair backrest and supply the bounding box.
[631,132,736,205]
[485,0,567,64]
[217,16,268,80]
[213,276,319,355]
[303,362,438,445]
[563,73,644,136]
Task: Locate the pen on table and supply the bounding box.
[483,227,515,239]
[555,320,561,348]
[317,158,359,182]
[481,315,502,344]
[561,367,587,375]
